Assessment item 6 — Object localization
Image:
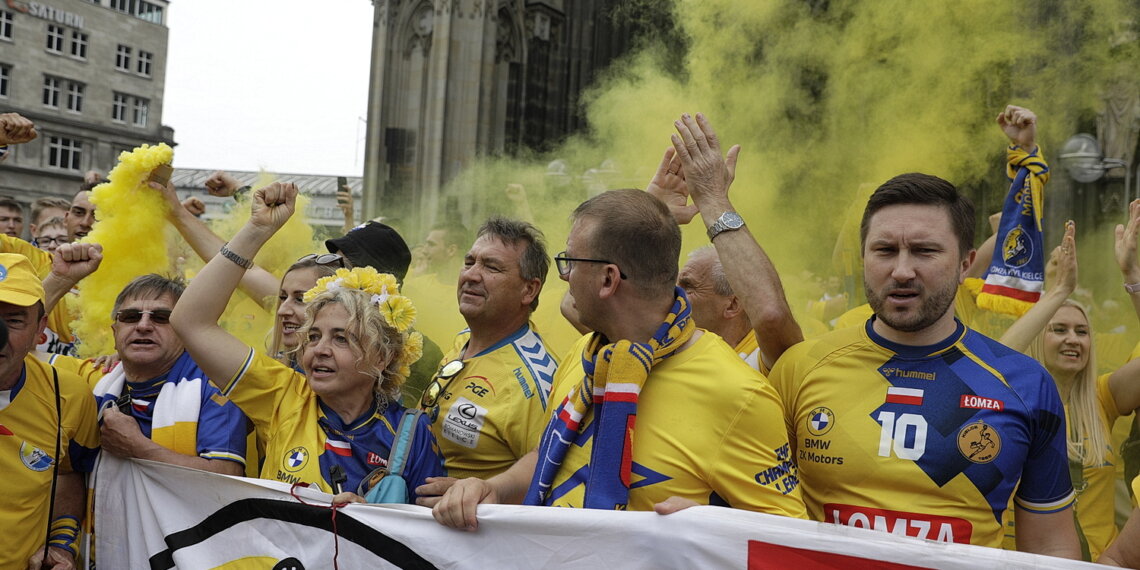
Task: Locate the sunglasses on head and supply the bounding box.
[114,308,172,324]
[298,253,347,267]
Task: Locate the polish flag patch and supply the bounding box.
[324,440,352,457]
[885,387,924,406]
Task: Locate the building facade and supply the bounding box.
[0,0,173,210]
[361,0,635,233]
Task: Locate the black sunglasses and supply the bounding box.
[114,308,172,324]
[298,253,347,267]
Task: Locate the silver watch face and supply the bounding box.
[721,212,745,229]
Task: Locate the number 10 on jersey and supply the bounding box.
[877,411,928,460]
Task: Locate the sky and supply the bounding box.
[163,0,375,177]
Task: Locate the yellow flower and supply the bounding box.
[403,331,424,366]
[303,267,403,302]
[380,295,417,332]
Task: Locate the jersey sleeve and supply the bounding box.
[1097,372,1123,424]
[767,341,808,449]
[59,368,100,473]
[707,374,808,518]
[221,349,300,438]
[404,411,446,500]
[1013,368,1076,513]
[194,384,249,466]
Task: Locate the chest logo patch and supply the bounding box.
[20,441,55,471]
[283,446,309,472]
[806,406,835,437]
[957,421,1000,464]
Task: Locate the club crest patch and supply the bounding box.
[20,441,55,471]
[957,421,1000,464]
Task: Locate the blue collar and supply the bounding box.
[865,316,967,359]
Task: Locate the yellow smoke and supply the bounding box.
[73,143,175,356]
[74,150,326,357]
[429,0,1140,354]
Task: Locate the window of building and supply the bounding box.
[112,92,128,122]
[111,0,163,24]
[0,11,12,41]
[42,76,60,108]
[0,65,9,98]
[66,82,84,112]
[132,97,149,127]
[137,50,152,76]
[46,24,64,53]
[47,136,82,170]
[70,30,88,59]
[115,44,131,71]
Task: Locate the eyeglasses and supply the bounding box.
[554,251,627,279]
[35,236,70,246]
[420,359,466,421]
[298,253,346,267]
[114,308,172,324]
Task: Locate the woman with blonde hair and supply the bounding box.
[171,182,443,499]
[1000,205,1140,558]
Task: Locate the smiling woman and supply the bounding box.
[999,212,1140,559]
[170,182,444,499]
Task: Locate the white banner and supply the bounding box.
[95,458,1100,569]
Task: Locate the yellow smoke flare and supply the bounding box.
[72,143,175,357]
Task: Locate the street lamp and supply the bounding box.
[1058,133,1131,206]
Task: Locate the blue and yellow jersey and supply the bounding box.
[544,332,807,517]
[0,356,99,567]
[225,350,444,497]
[91,352,248,466]
[769,318,1073,548]
[1002,372,1124,558]
[428,323,558,479]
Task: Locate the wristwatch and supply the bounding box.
[1125,282,1140,294]
[707,211,745,240]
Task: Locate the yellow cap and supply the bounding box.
[0,254,45,307]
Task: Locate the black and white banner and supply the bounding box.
[95,458,1099,569]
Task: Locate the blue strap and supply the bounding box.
[387,408,422,477]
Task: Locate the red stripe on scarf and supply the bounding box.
[980,283,1041,303]
[558,405,580,432]
[605,392,640,404]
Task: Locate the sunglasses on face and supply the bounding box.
[114,308,172,324]
[298,253,347,267]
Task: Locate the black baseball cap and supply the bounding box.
[325,221,412,282]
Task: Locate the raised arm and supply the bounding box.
[42,243,102,314]
[170,183,298,386]
[1109,199,1140,416]
[148,177,279,304]
[999,221,1076,352]
[669,112,803,368]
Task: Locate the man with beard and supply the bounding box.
[768,169,1080,557]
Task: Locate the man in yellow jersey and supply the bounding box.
[424,182,805,529]
[419,217,558,479]
[767,161,1081,555]
[0,253,99,568]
